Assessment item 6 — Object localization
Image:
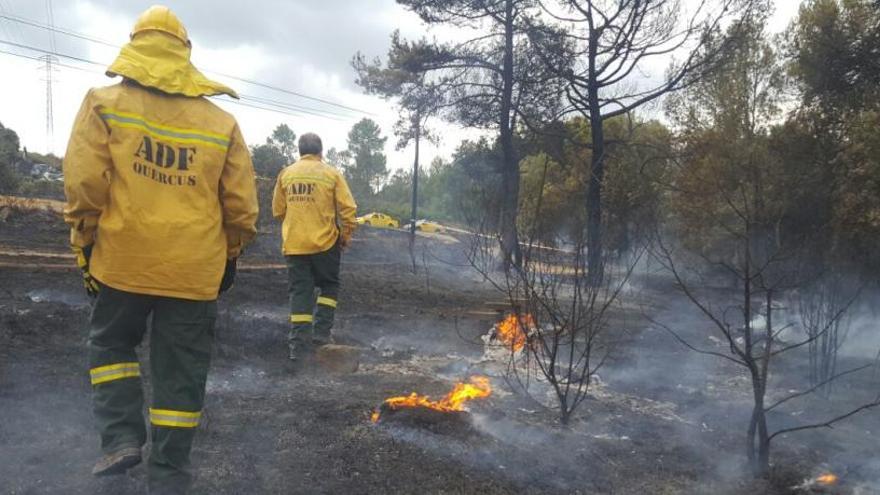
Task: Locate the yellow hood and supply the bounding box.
[107,30,238,99]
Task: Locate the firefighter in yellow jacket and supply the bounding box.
[272,133,357,359]
[62,6,258,493]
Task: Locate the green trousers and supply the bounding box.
[286,241,341,348]
[88,284,216,493]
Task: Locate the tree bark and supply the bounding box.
[587,110,605,285]
[586,21,605,286]
[748,380,770,475]
[499,0,521,270]
[409,112,420,273]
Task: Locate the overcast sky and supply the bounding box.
[0,0,801,172]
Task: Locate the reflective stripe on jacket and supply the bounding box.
[272,155,357,255]
[63,82,259,300]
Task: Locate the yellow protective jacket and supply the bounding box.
[63,82,259,300]
[272,155,357,255]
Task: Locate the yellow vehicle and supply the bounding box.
[416,220,445,233]
[402,219,446,233]
[356,212,400,228]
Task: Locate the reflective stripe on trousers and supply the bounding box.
[317,296,337,308]
[149,408,201,428]
[90,362,141,385]
[290,314,313,324]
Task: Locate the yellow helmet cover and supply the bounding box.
[107,5,238,99]
[131,5,189,45]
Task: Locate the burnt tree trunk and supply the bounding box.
[756,290,775,474]
[499,0,521,270]
[409,112,420,273]
[586,25,605,286]
[559,398,571,425]
[586,111,605,286]
[747,374,771,475]
[742,229,766,473]
[743,224,771,475]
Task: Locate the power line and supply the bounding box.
[0,21,373,117]
[223,97,344,121]
[0,1,27,45]
[0,48,342,124]
[44,0,56,53]
[208,70,372,116]
[0,47,345,122]
[0,12,376,116]
[0,38,101,66]
[0,38,351,121]
[40,53,56,152]
[43,0,57,152]
[0,33,358,118]
[0,12,116,47]
[0,7,12,42]
[0,47,91,72]
[240,94,350,119]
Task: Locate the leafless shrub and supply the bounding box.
[650,230,879,475]
[797,273,856,398]
[467,218,641,424]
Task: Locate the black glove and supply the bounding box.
[72,244,99,298]
[219,258,237,294]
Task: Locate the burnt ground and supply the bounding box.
[1,207,879,494]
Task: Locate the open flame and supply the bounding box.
[816,473,838,485]
[371,375,492,423]
[494,313,535,352]
[792,471,841,491]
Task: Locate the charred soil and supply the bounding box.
[0,211,878,494]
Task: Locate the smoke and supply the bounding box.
[366,314,485,358]
[217,302,288,349]
[606,296,730,398]
[378,419,590,491]
[380,410,616,492]
[838,297,880,360]
[622,268,880,490]
[852,457,880,495]
[469,413,610,491]
[206,365,271,394]
[25,288,90,308]
[366,236,880,492]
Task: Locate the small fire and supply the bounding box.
[792,471,842,491]
[371,375,492,423]
[816,473,838,485]
[494,313,535,351]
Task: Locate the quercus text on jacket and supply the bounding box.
[132,135,198,186]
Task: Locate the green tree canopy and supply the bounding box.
[788,0,880,112]
[343,118,388,201]
[270,124,297,161]
[251,123,297,178]
[0,122,21,193]
[785,0,880,269]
